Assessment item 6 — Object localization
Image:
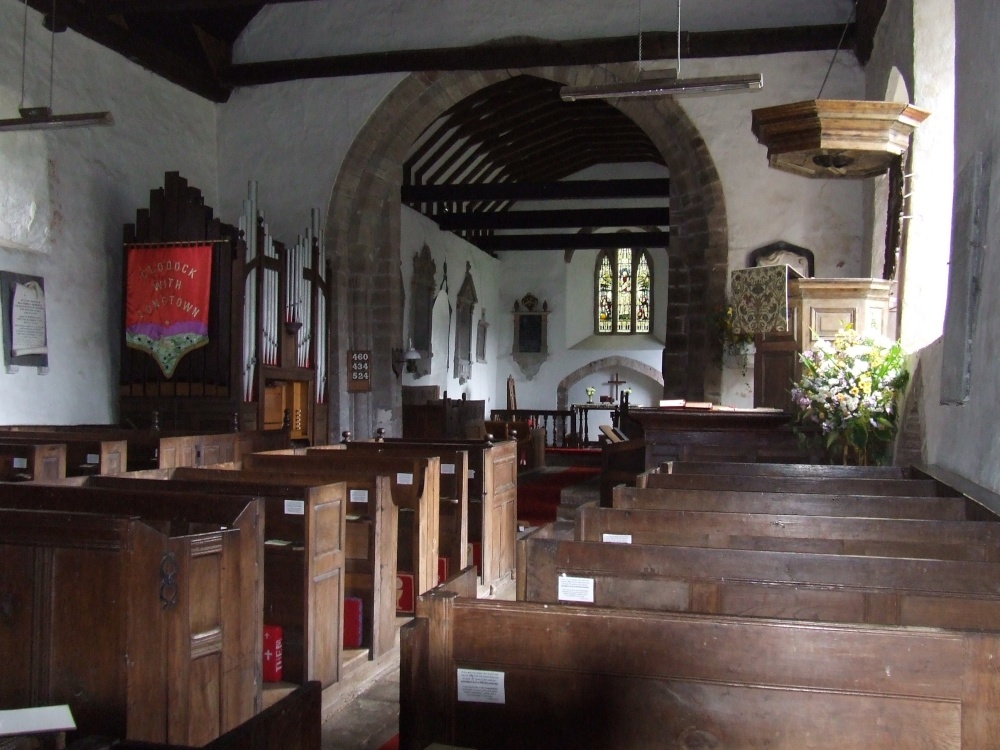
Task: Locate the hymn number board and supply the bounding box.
[347,350,372,393]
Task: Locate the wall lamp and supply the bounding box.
[392,340,421,377]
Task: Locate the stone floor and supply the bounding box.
[320,577,518,750]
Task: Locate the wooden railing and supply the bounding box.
[489,409,576,447]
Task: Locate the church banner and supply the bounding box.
[125,243,212,377]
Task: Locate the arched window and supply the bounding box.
[596,246,651,334]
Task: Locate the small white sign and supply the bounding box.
[558,574,595,603]
[468,469,476,479]
[441,463,455,475]
[284,499,305,516]
[602,533,633,544]
[0,704,76,735]
[457,668,506,704]
[350,489,369,504]
[396,472,414,485]
[12,457,27,469]
[86,453,100,464]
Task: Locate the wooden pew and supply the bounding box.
[337,442,469,579]
[0,441,65,481]
[116,680,320,750]
[518,522,1000,629]
[121,466,399,665]
[402,590,1000,749]
[0,433,126,475]
[70,472,349,690]
[639,467,950,497]
[665,459,914,479]
[0,484,262,746]
[0,425,289,471]
[242,450,441,599]
[573,504,1000,561]
[612,484,985,520]
[378,437,518,591]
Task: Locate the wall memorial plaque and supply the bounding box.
[1,271,49,370]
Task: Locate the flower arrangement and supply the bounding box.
[585,386,596,403]
[710,303,755,376]
[791,327,909,466]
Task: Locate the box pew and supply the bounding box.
[122,466,399,664]
[0,441,65,481]
[573,504,1000,561]
[337,442,469,579]
[164,463,402,661]
[116,680,320,750]
[518,522,1000,630]
[402,589,1000,749]
[0,425,290,471]
[378,437,518,591]
[0,433,126,475]
[665,459,914,479]
[68,472,350,689]
[242,451,440,599]
[0,484,262,746]
[639,467,950,497]
[612,484,985,520]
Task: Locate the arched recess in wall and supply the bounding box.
[556,356,664,411]
[324,63,728,438]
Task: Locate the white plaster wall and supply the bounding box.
[216,74,404,243]
[676,52,865,278]
[235,0,856,63]
[0,0,217,425]
[399,207,502,413]
[919,0,1000,492]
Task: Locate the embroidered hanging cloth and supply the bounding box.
[125,243,213,377]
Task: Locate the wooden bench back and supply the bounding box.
[403,591,998,749]
[612,484,981,520]
[519,523,1000,630]
[664,459,915,479]
[0,441,66,481]
[0,433,126,475]
[575,504,1000,561]
[640,468,947,496]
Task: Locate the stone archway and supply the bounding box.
[324,64,728,438]
[556,356,664,411]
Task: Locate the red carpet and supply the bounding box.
[517,465,600,526]
[377,735,398,750]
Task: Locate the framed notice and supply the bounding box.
[1,271,49,369]
[347,349,372,393]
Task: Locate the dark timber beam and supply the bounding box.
[434,207,669,231]
[225,25,855,87]
[472,231,668,252]
[27,0,231,102]
[87,0,292,11]
[402,179,670,204]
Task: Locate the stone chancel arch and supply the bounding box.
[556,356,664,411]
[325,64,728,436]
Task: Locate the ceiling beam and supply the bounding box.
[84,0,293,12]
[403,178,670,204]
[434,206,669,231]
[225,25,855,87]
[27,0,231,102]
[472,231,668,252]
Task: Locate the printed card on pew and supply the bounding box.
[457,668,505,704]
[557,574,594,603]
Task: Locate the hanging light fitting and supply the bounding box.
[560,0,762,102]
[0,0,113,133]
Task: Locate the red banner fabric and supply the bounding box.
[125,243,213,377]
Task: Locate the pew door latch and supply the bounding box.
[159,552,180,609]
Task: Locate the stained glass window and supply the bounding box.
[597,253,613,333]
[635,253,651,333]
[595,246,653,334]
